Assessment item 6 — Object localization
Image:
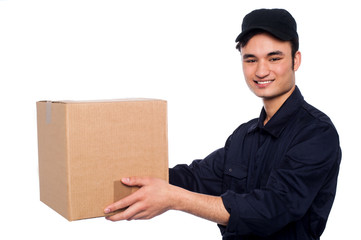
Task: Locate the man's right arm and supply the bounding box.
[170,182,230,226]
[169,147,227,196]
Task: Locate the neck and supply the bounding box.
[262,86,296,125]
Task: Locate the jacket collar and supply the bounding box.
[248,86,305,138]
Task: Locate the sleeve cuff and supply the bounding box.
[221,190,251,236]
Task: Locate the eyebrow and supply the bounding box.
[267,50,285,57]
[242,50,285,59]
[242,54,256,59]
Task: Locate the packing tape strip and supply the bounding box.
[46,101,52,124]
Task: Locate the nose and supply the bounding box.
[255,60,270,79]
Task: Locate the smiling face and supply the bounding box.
[241,33,301,106]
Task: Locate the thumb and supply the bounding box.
[121,177,148,187]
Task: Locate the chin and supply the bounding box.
[254,86,295,101]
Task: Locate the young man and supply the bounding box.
[104,9,341,240]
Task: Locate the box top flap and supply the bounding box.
[37,98,166,104]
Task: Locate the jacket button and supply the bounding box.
[229,168,232,172]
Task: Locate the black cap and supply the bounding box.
[235,8,298,43]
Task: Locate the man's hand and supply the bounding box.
[104,176,230,226]
[104,177,173,221]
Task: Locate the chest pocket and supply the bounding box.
[223,164,248,193]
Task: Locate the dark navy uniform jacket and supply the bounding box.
[169,86,341,240]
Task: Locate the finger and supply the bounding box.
[121,176,150,187]
[106,201,145,221]
[104,191,139,214]
[128,209,151,220]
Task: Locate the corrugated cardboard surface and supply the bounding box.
[37,99,168,221]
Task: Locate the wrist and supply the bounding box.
[167,184,185,211]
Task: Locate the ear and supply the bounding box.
[293,51,301,71]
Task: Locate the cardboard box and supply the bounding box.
[36,99,168,221]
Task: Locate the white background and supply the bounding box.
[1,0,359,239]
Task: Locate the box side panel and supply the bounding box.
[37,102,69,220]
[67,100,168,220]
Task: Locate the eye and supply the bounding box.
[244,59,257,63]
[270,57,282,62]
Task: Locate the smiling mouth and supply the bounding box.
[254,80,274,85]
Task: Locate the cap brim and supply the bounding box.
[235,26,294,43]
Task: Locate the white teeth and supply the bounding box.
[256,80,272,84]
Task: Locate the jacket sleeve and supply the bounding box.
[169,147,226,196]
[221,122,341,237]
